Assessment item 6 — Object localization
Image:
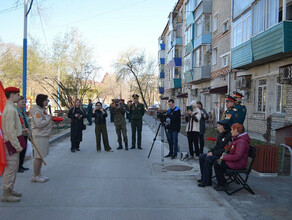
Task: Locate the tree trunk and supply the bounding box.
[130,69,148,109]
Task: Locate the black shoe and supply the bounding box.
[198,182,212,187]
[21,166,29,171]
[197,179,203,183]
[130,146,135,149]
[215,185,228,191]
[76,148,80,151]
[125,142,129,151]
[138,147,143,150]
[117,146,123,150]
[71,149,76,153]
[164,154,172,158]
[18,168,24,173]
[171,155,177,160]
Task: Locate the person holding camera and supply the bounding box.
[165,99,181,159]
[185,100,201,160]
[93,102,113,152]
[110,99,128,150]
[197,101,209,154]
[68,99,87,153]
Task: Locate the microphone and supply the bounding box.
[48,105,52,115]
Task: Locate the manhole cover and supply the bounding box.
[163,165,193,172]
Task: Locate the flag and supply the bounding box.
[0,81,7,176]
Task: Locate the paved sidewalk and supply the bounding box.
[0,117,242,220]
[144,114,292,220]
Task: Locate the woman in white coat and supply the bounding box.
[186,100,201,160]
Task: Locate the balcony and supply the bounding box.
[174,16,183,27]
[170,78,182,89]
[231,21,292,69]
[184,66,211,84]
[173,37,182,46]
[185,41,194,55]
[169,57,182,67]
[194,33,212,49]
[158,87,164,94]
[160,43,165,50]
[159,72,165,79]
[159,58,165,65]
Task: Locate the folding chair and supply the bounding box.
[224,146,257,195]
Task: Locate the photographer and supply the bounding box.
[93,102,113,152]
[197,101,209,154]
[165,99,181,159]
[110,99,128,150]
[185,100,201,160]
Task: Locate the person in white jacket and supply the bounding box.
[186,100,201,160]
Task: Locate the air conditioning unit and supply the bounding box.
[240,90,250,101]
[236,75,251,89]
[191,89,198,96]
[279,65,292,84]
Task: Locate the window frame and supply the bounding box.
[222,19,229,33]
[276,77,286,113]
[212,47,217,66]
[257,79,267,112]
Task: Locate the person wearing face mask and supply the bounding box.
[68,99,87,153]
[31,94,53,183]
[185,100,201,160]
[93,102,113,152]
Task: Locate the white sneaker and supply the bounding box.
[31,176,46,183]
[40,176,49,182]
[194,156,199,160]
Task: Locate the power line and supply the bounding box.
[54,0,148,29]
[35,0,49,47]
[0,0,46,15]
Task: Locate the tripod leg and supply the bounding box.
[147,123,161,158]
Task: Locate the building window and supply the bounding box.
[267,0,279,28]
[233,10,252,47]
[186,0,195,18]
[213,13,218,32]
[276,77,286,113]
[253,0,265,36]
[222,19,229,33]
[194,48,201,67]
[257,79,267,112]
[184,53,192,72]
[212,48,217,66]
[195,14,212,38]
[222,55,228,68]
[185,25,193,46]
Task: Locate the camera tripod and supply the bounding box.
[147,121,169,162]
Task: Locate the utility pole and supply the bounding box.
[23,0,33,107]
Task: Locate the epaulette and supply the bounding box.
[233,108,238,111]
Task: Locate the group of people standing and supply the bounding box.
[2,87,53,203]
[68,94,145,153]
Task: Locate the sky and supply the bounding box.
[0,0,178,81]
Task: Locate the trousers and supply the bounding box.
[2,147,19,193]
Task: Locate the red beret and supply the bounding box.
[4,87,20,93]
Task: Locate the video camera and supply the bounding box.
[157,111,167,123]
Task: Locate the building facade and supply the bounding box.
[158,0,292,138]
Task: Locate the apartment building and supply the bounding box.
[230,0,292,136]
[158,0,292,137]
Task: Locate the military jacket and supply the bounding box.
[234,101,247,124]
[111,105,126,126]
[222,107,240,127]
[130,103,145,120]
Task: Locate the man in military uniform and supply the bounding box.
[109,99,115,123]
[130,94,145,150]
[110,99,128,150]
[233,91,247,125]
[126,100,133,123]
[222,95,239,127]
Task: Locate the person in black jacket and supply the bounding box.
[68,99,87,152]
[165,99,181,159]
[93,102,113,152]
[198,120,231,187]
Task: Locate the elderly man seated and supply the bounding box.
[198,120,232,187]
[214,123,250,191]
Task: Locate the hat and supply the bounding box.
[4,87,20,93]
[225,95,236,102]
[217,120,230,130]
[190,100,197,107]
[233,91,244,98]
[132,94,139,98]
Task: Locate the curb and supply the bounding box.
[49,130,70,145]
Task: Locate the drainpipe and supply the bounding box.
[228,70,231,95]
[283,0,287,21]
